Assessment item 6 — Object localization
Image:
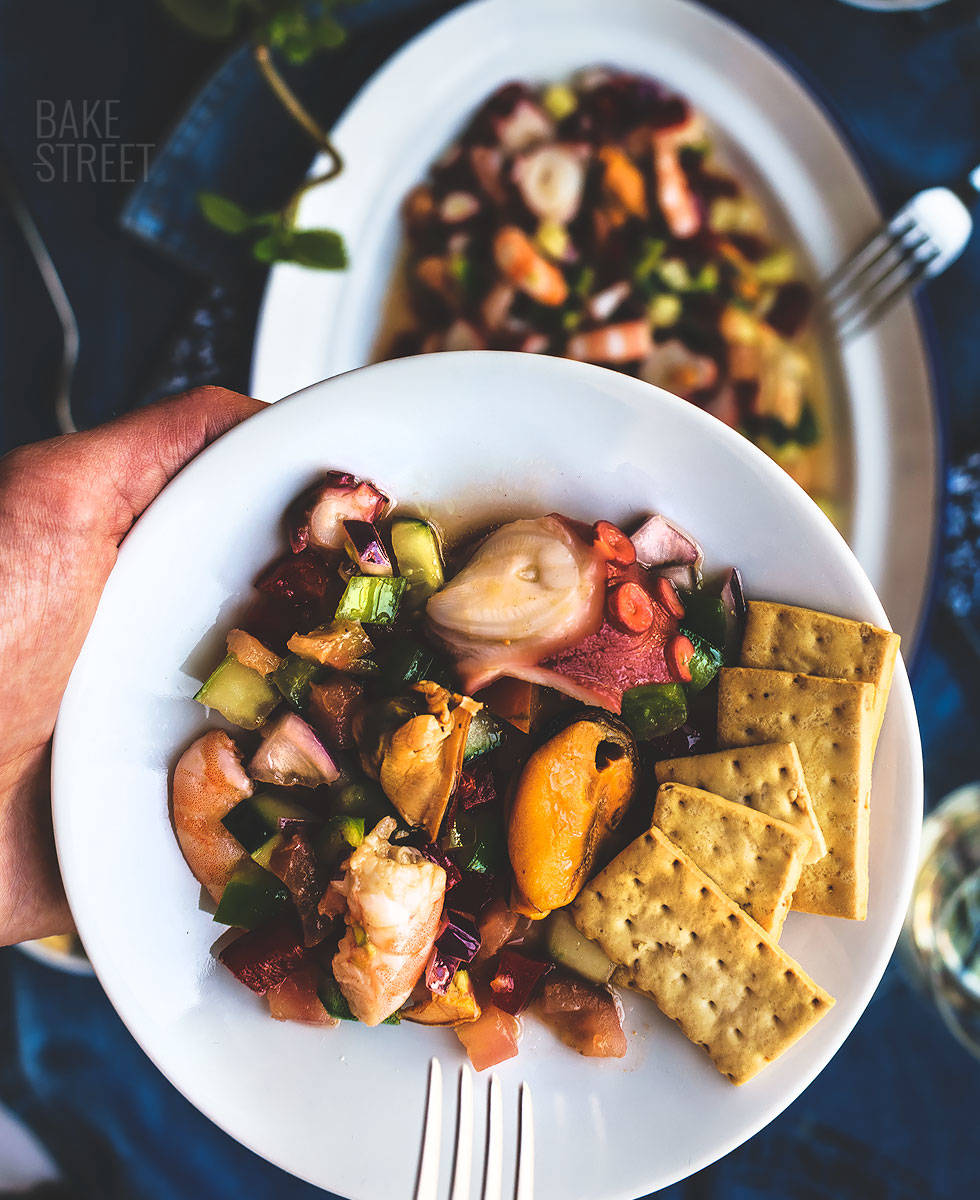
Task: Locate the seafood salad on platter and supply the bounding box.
[176,470,896,1081]
[383,68,839,510]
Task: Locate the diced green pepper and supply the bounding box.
[680,592,728,651]
[271,653,321,709]
[335,575,407,625]
[213,860,288,929]
[194,655,279,730]
[620,682,688,741]
[444,809,506,875]
[379,638,442,691]
[390,518,444,608]
[462,708,503,763]
[682,632,723,694]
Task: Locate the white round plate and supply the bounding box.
[54,353,922,1200]
[250,0,940,653]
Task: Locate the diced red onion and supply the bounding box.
[440,191,480,224]
[255,548,336,605]
[630,513,703,569]
[586,281,631,323]
[493,98,554,154]
[424,946,460,996]
[249,713,340,789]
[436,910,481,964]
[342,520,392,577]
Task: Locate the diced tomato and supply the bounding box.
[477,677,539,734]
[592,520,636,566]
[268,964,336,1026]
[607,581,655,634]
[256,548,337,606]
[474,896,531,964]
[219,916,306,995]
[652,576,685,620]
[225,628,281,676]
[308,675,365,750]
[537,975,627,1058]
[665,633,695,683]
[455,1004,521,1071]
[488,951,552,1015]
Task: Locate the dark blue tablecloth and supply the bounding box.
[1,1,979,1196]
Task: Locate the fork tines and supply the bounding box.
[416,1059,534,1200]
[822,214,940,339]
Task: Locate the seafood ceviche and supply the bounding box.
[176,471,896,1080]
[388,69,828,499]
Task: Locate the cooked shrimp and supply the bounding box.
[493,226,568,307]
[653,142,701,239]
[172,730,253,902]
[598,146,648,218]
[566,319,653,365]
[332,817,446,1026]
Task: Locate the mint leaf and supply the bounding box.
[198,192,253,235]
[253,227,348,270]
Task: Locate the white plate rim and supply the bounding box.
[52,352,924,1199]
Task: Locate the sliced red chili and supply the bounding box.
[653,576,685,620]
[592,520,636,566]
[665,633,695,683]
[607,581,655,634]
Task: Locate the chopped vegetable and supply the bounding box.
[270,653,321,710]
[255,548,336,606]
[307,675,365,750]
[331,779,390,824]
[315,815,365,873]
[475,897,530,964]
[489,950,552,1015]
[343,520,393,576]
[683,631,723,694]
[335,575,407,625]
[630,513,702,569]
[436,910,481,964]
[287,619,374,669]
[267,831,331,947]
[213,860,289,930]
[378,638,442,691]
[455,1004,521,1071]
[218,916,306,995]
[268,963,335,1026]
[221,792,319,866]
[249,712,339,788]
[318,977,356,1021]
[536,974,627,1057]
[542,81,576,120]
[621,681,688,740]
[544,910,614,984]
[404,969,480,1025]
[194,655,280,731]
[225,629,281,676]
[462,707,503,762]
[513,144,586,224]
[493,226,568,306]
[390,517,445,607]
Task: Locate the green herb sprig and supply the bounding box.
[160,0,365,269]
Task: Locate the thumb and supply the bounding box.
[83,386,267,540]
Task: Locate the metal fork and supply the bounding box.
[823,164,979,339]
[415,1059,533,1200]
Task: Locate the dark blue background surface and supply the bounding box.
[1,1,978,1196]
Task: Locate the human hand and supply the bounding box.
[0,386,265,945]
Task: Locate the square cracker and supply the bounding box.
[655,742,826,864]
[739,601,900,754]
[572,824,834,1085]
[653,782,810,940]
[717,668,875,920]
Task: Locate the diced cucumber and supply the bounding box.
[682,631,723,694]
[270,653,321,709]
[647,293,682,328]
[222,793,319,856]
[620,682,688,741]
[379,639,442,691]
[390,518,444,608]
[330,779,390,824]
[463,707,503,763]
[754,248,796,285]
[194,655,279,731]
[335,575,407,625]
[443,809,505,875]
[213,860,288,929]
[545,910,615,984]
[658,258,692,292]
[315,815,365,871]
